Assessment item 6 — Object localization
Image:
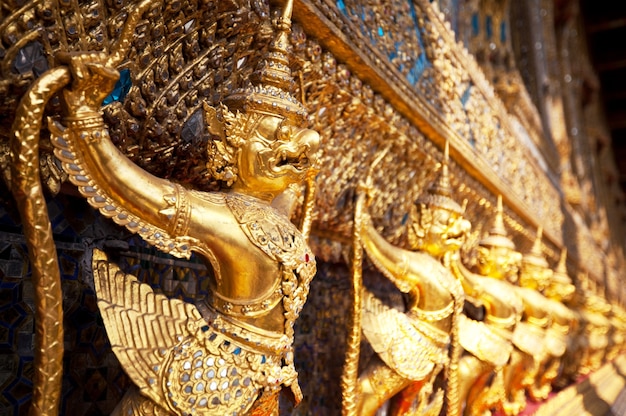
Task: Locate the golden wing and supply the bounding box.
[92,248,205,407]
[361,289,449,381]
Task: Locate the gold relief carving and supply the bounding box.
[1,0,608,284]
[575,272,613,376]
[296,0,567,256]
[531,250,578,400]
[1,0,625,415]
[296,30,560,278]
[505,229,580,404]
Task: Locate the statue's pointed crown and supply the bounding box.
[523,226,549,268]
[417,141,464,215]
[552,249,573,285]
[479,195,516,250]
[223,0,307,124]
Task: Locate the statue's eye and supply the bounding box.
[276,121,295,142]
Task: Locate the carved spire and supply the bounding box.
[552,249,573,284]
[523,226,549,268]
[556,248,567,274]
[223,0,307,123]
[479,195,515,250]
[417,140,464,214]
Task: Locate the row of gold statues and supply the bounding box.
[350,147,625,416]
[7,0,626,415]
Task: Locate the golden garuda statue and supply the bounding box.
[9,0,321,414]
[344,144,469,416]
[508,228,557,403]
[534,249,577,400]
[607,305,626,362]
[447,195,524,416]
[555,281,587,387]
[577,274,612,374]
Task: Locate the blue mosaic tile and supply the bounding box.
[102,69,131,105]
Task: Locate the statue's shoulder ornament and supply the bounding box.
[225,193,315,276]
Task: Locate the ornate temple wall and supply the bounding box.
[0,0,624,414]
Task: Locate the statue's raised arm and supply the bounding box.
[50,52,204,257]
[51,20,319,264]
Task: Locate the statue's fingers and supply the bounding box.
[55,51,84,81]
[70,55,88,81]
[86,62,120,81]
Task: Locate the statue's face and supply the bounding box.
[234,115,319,199]
[419,206,471,258]
[545,280,575,302]
[476,245,522,281]
[519,262,552,291]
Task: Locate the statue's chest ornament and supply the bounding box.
[225,193,316,336]
[225,194,308,261]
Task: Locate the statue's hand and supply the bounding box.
[57,52,120,118]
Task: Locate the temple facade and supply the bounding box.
[0,0,625,415]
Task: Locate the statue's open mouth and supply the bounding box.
[445,231,466,248]
[274,149,311,171]
[445,237,464,249]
